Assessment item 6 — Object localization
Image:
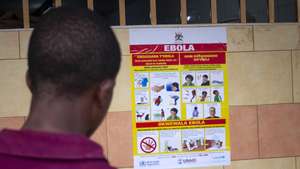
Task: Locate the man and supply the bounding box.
[183,74,194,86]
[192,106,199,119]
[213,90,222,102]
[206,107,220,119]
[200,91,208,102]
[0,8,120,169]
[201,74,210,86]
[167,108,180,120]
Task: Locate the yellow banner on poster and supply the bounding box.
[130,27,230,169]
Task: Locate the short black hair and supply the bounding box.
[172,82,179,89]
[185,74,193,81]
[202,74,208,78]
[170,108,178,113]
[209,107,216,111]
[28,7,121,96]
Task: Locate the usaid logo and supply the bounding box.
[212,155,225,159]
[177,158,197,165]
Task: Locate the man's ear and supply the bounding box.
[87,79,115,137]
[95,79,116,111]
[26,71,33,93]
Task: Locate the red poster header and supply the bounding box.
[136,119,226,128]
[180,52,225,64]
[132,52,225,66]
[132,53,179,66]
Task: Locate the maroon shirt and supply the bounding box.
[0,129,116,169]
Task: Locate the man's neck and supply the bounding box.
[22,95,90,136]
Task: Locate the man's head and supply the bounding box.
[171,82,179,91]
[213,90,219,96]
[209,107,216,117]
[191,89,196,96]
[202,74,208,82]
[185,74,193,82]
[170,108,178,116]
[26,8,121,136]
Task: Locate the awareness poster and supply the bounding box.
[130,27,230,169]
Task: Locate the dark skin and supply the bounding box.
[22,72,116,137]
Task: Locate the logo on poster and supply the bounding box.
[175,32,183,43]
[212,155,225,159]
[140,137,157,153]
[139,160,160,167]
[177,158,197,165]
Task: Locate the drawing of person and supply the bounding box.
[183,74,195,86]
[200,91,208,102]
[201,74,210,86]
[192,106,199,118]
[160,109,165,120]
[154,96,162,106]
[213,90,222,102]
[206,107,219,119]
[190,89,197,103]
[167,108,180,120]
